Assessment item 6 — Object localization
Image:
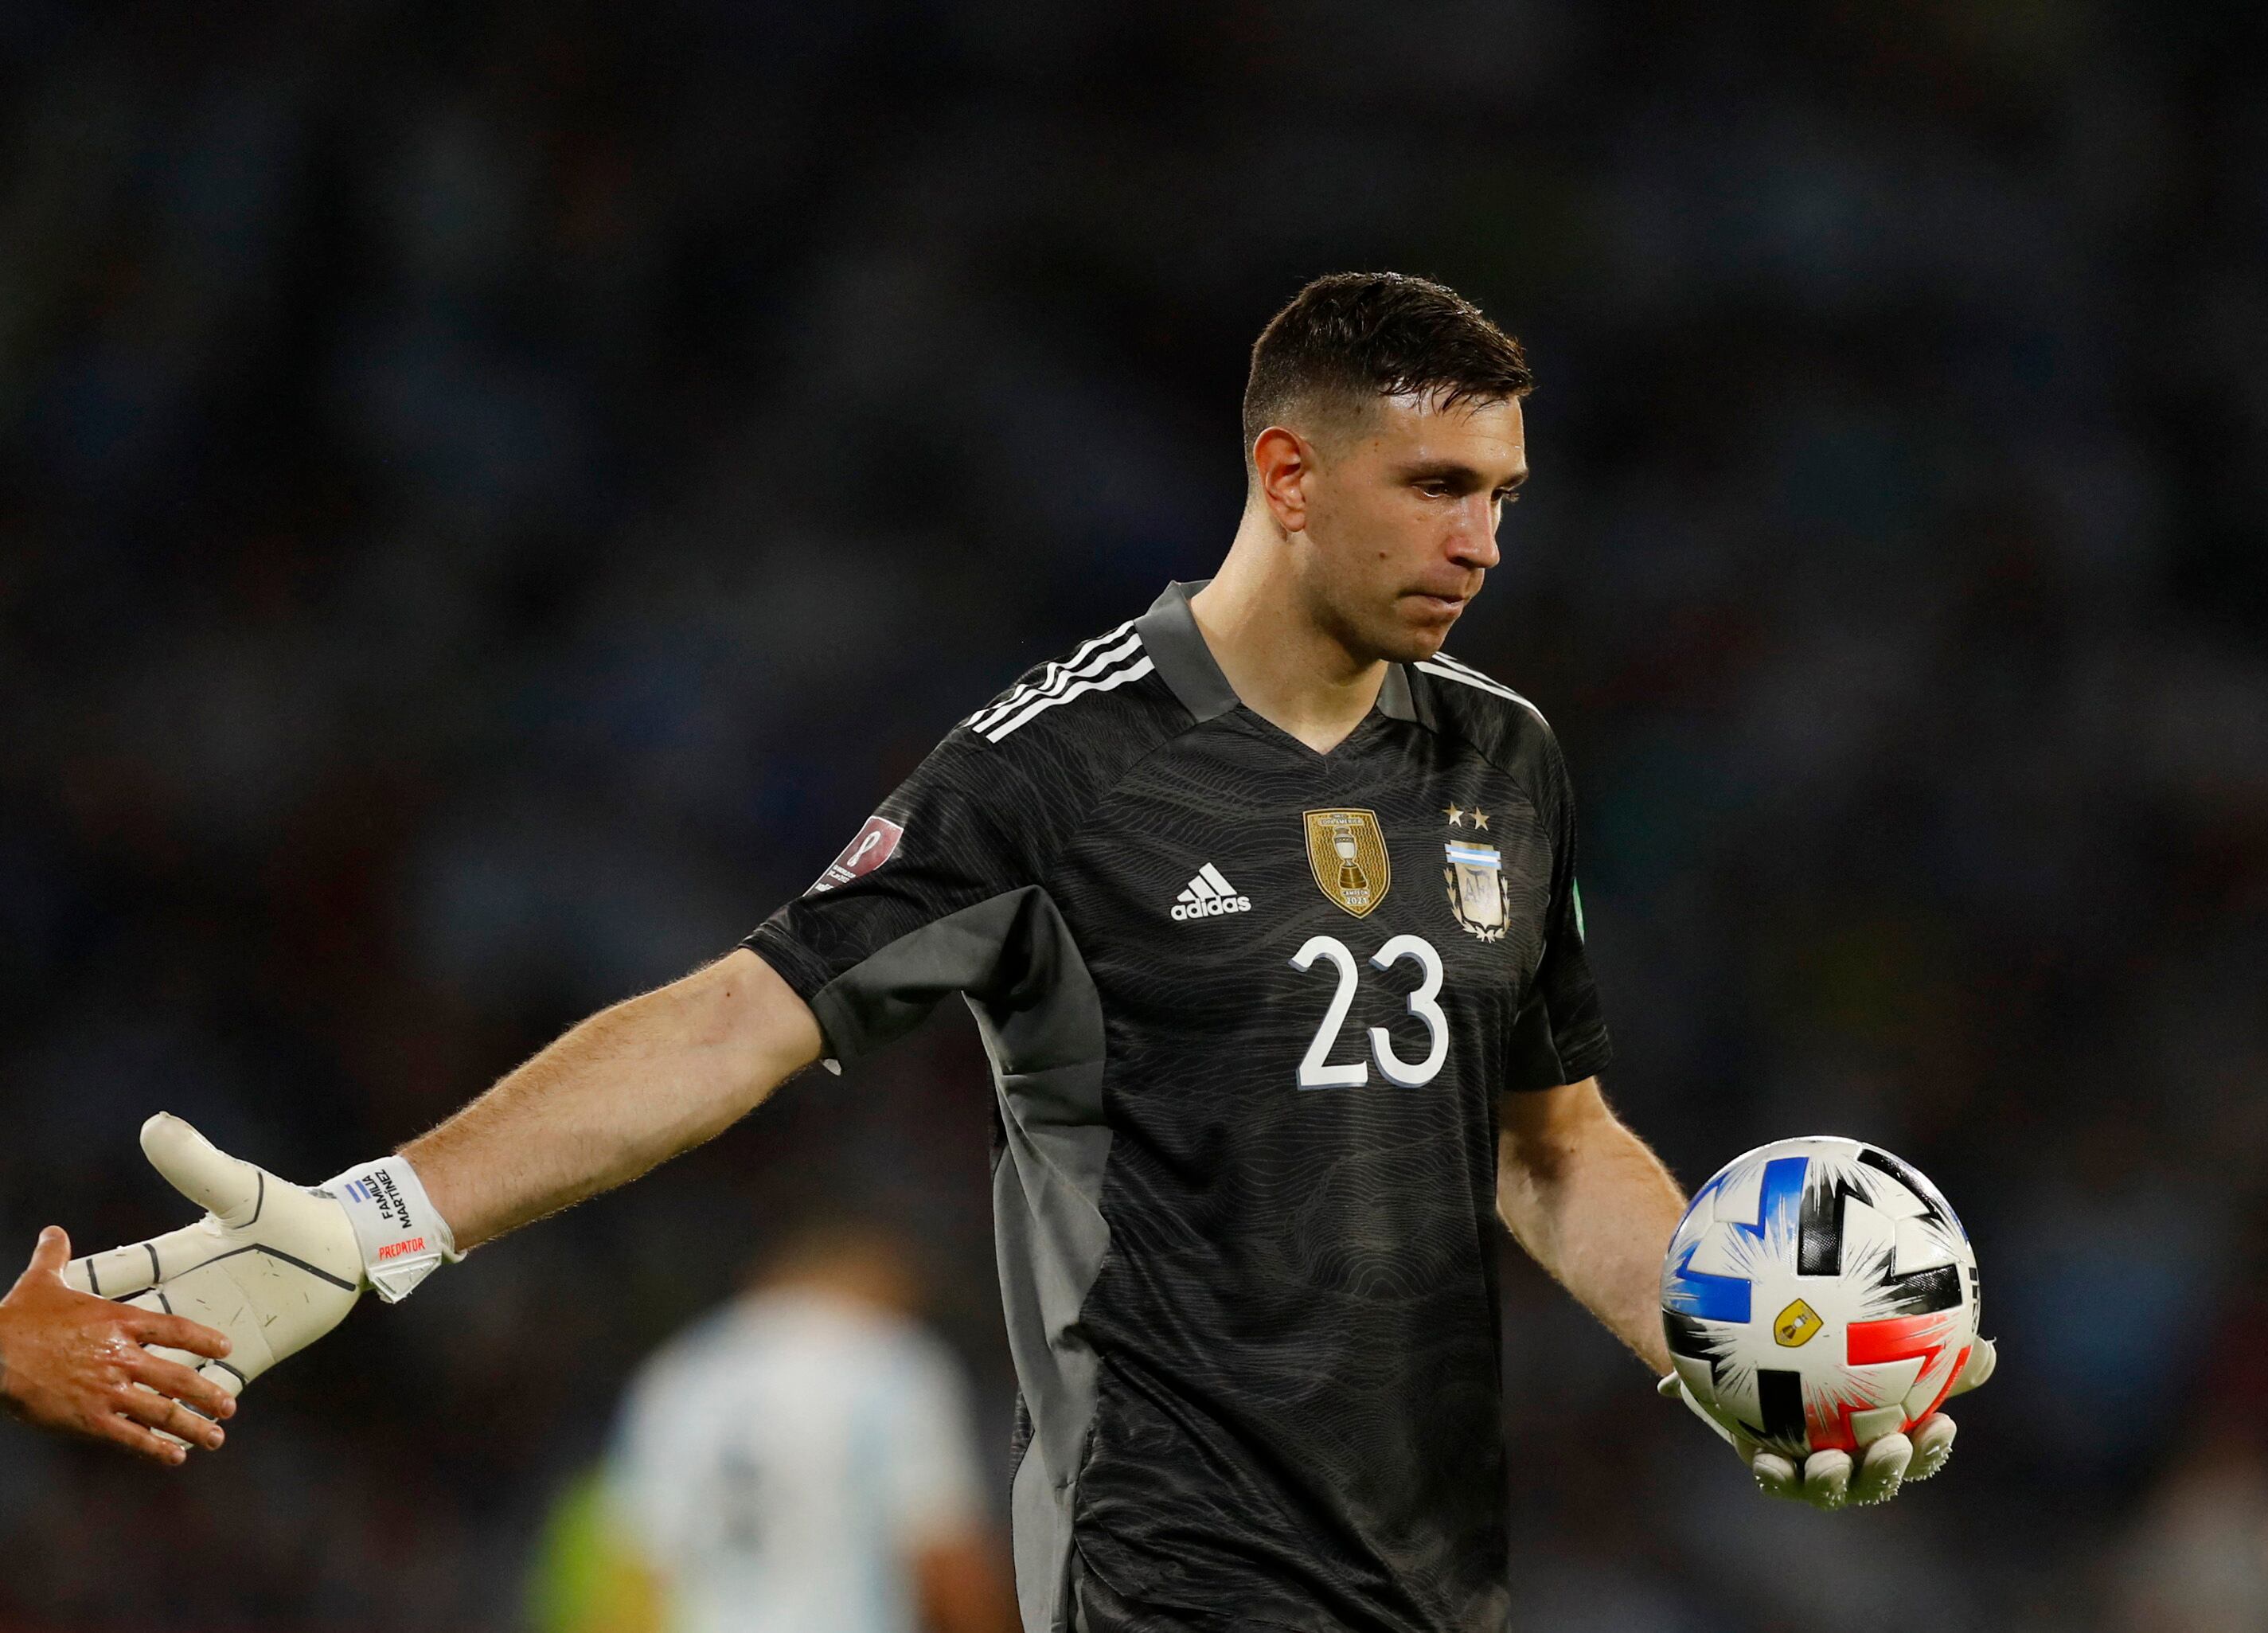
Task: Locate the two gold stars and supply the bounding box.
[1442,803,1489,830]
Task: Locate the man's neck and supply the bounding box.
[1187,514,1388,755]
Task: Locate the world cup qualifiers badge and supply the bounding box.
[1442,803,1509,942]
[810,815,905,894]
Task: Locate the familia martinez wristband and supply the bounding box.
[318,1155,464,1303]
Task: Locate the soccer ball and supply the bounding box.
[1660,1136,1981,1462]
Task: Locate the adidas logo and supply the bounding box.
[1171,863,1251,920]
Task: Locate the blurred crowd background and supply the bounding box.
[3,1,2265,1629]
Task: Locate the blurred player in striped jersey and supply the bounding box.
[530,1220,1013,1633]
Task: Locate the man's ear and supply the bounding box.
[1251,425,1314,533]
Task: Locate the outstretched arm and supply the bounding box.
[404,948,823,1250]
[56,949,826,1421]
[1495,1076,1684,1373]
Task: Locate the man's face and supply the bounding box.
[1290,392,1526,664]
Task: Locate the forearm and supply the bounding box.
[404,949,822,1249]
[1497,1083,1684,1373]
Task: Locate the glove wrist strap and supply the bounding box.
[321,1155,463,1304]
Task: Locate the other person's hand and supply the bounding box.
[0,1225,237,1464]
[1659,1334,1997,1510]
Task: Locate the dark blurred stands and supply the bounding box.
[2,2,2263,1627]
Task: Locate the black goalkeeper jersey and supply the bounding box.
[745,581,1612,1633]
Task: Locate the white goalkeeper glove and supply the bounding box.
[1658,1334,1997,1511]
[62,1115,462,1409]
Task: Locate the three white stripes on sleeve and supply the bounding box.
[962,620,1154,743]
[963,631,1540,745]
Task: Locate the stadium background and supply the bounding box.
[3,2,2265,1628]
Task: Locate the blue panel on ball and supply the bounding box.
[1662,1155,1809,1324]
[1665,1241,1750,1322]
[1733,1157,1809,1248]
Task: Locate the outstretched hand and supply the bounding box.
[1661,1335,1997,1510]
[61,1115,365,1408]
[0,1226,237,1465]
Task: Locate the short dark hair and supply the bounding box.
[1241,272,1532,461]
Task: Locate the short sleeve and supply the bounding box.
[603,1355,699,1567]
[876,1336,987,1549]
[744,731,1053,1065]
[1505,735,1614,1092]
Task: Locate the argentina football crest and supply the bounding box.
[1441,803,1510,941]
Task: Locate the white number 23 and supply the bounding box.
[1289,933,1450,1089]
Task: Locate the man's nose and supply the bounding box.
[1449,497,1501,568]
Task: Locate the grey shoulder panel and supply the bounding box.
[811,886,1114,1633]
[970,894,1112,1633]
[806,888,1045,1060]
[987,1033,1111,1633]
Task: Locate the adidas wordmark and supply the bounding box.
[1171,863,1251,920]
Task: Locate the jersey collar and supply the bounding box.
[1135,580,1435,730]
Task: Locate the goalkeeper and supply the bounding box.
[37,274,1996,1632]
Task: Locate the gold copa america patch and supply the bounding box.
[1304,808,1390,916]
